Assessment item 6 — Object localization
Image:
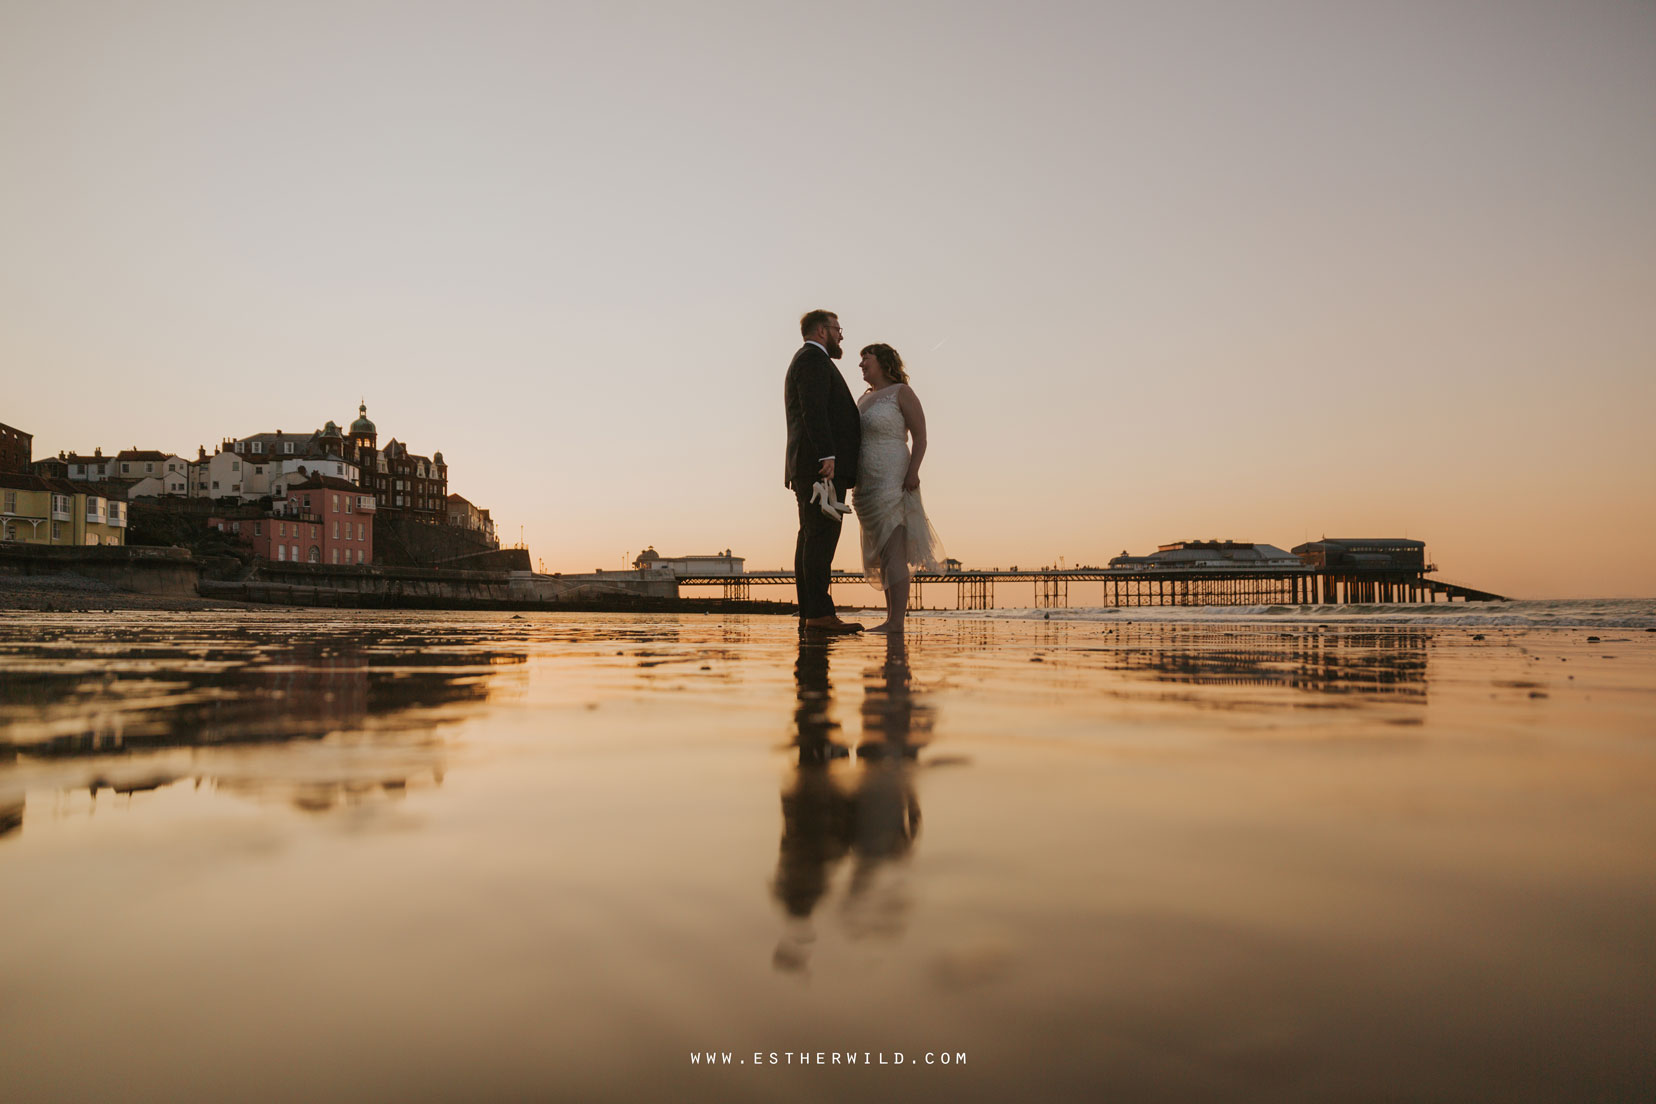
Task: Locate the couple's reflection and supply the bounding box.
[772,635,931,973]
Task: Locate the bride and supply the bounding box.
[851,343,945,634]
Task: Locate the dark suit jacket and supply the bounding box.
[783,343,861,491]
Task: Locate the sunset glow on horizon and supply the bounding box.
[3,1,1651,598]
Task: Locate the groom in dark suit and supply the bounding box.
[784,309,863,633]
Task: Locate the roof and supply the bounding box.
[1296,538,1425,551]
[446,493,473,506]
[0,472,72,494]
[285,474,368,493]
[115,450,171,462]
[350,401,376,435]
[295,448,355,464]
[0,472,128,498]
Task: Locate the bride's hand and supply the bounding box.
[902,471,920,491]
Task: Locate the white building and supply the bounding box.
[632,547,744,576]
[1109,540,1304,570]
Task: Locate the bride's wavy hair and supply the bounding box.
[860,343,908,385]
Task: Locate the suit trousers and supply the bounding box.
[793,480,844,620]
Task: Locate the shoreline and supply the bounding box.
[3,576,1650,631]
[0,574,800,615]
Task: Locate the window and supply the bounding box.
[212,481,219,490]
[231,521,240,534]
[291,544,298,561]
[255,466,264,475]
[121,463,130,473]
[51,521,61,541]
[252,442,262,454]
[284,442,294,454]
[231,461,240,471]
[145,463,154,473]
[332,494,339,513]
[2,490,14,511]
[254,522,262,536]
[345,498,352,514]
[331,548,339,564]
[358,522,364,540]
[332,520,339,539]
[357,549,364,564]
[277,544,285,561]
[108,503,121,522]
[308,546,319,563]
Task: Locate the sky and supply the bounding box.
[2,0,1652,598]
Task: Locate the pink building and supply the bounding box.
[210,475,375,565]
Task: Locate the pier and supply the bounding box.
[673,566,1506,609]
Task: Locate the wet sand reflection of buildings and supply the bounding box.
[772,636,941,972]
[0,629,529,835]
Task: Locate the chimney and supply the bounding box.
[94,446,102,457]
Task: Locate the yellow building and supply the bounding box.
[0,474,127,546]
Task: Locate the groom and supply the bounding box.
[784,309,863,633]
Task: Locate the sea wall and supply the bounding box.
[373,515,502,567]
[0,544,201,597]
[199,562,679,608]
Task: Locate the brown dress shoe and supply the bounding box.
[801,616,864,634]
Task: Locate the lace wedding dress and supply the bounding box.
[851,385,945,589]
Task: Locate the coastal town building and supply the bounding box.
[195,447,262,500]
[112,450,175,483]
[54,449,117,483]
[1109,540,1302,570]
[632,547,744,576]
[129,457,192,497]
[0,473,127,545]
[1292,538,1430,572]
[446,494,499,547]
[209,475,374,565]
[42,448,191,492]
[0,423,31,474]
[221,427,360,494]
[336,403,449,525]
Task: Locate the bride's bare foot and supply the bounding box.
[865,622,893,634]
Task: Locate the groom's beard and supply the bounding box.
[825,339,842,359]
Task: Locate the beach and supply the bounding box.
[2,607,1653,1102]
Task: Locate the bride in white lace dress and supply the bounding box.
[851,343,945,634]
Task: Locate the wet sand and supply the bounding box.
[1,611,1652,1102]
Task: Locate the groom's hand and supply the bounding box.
[819,457,836,480]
